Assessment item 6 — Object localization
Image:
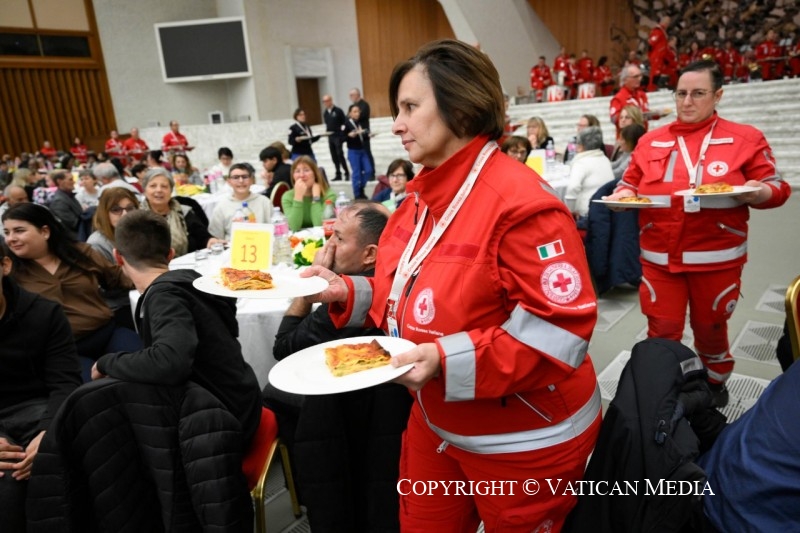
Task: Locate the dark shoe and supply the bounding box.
[332,176,342,181]
[708,382,729,408]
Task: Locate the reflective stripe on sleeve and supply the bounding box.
[439,332,477,401]
[345,276,373,327]
[683,243,747,265]
[424,386,602,454]
[501,304,588,369]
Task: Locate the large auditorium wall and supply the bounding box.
[355,0,455,119]
[0,0,117,156]
[527,0,638,69]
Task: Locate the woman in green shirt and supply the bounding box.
[281,155,337,231]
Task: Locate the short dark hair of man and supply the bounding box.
[217,146,233,158]
[228,162,255,177]
[349,201,389,248]
[115,209,172,269]
[259,146,281,163]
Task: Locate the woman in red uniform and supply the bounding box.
[606,60,791,405]
[304,40,600,532]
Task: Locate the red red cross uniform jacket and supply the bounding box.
[648,25,669,79]
[617,114,790,382]
[610,85,651,135]
[162,131,189,152]
[755,39,782,80]
[330,135,601,453]
[530,64,553,91]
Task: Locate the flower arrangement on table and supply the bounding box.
[290,235,325,267]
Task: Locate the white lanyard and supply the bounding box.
[296,122,310,139]
[677,120,716,187]
[385,141,497,337]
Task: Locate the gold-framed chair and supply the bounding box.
[785,275,800,362]
[243,407,302,532]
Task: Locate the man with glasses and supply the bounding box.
[605,60,791,407]
[609,64,668,137]
[208,162,272,240]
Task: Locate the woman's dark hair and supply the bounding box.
[293,108,305,121]
[59,153,74,170]
[597,56,608,67]
[1,203,93,275]
[217,147,233,159]
[680,59,724,91]
[620,124,646,152]
[386,159,414,180]
[389,39,504,141]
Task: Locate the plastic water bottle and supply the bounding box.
[241,202,256,223]
[334,191,351,217]
[565,136,577,164]
[322,199,335,220]
[271,207,292,265]
[545,139,556,171]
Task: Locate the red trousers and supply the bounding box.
[398,403,601,533]
[639,264,743,383]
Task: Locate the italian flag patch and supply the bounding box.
[537,239,564,260]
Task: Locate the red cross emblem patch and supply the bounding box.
[541,262,582,304]
[413,288,436,325]
[706,161,729,177]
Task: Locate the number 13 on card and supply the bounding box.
[230,223,274,270]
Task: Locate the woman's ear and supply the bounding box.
[1,256,12,276]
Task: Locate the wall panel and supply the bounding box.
[527,0,638,70]
[355,0,455,118]
[0,0,116,156]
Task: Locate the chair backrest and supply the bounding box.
[174,195,209,227]
[371,174,390,200]
[242,407,279,490]
[785,275,800,362]
[270,181,290,209]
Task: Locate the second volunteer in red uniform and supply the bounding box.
[305,40,600,533]
[606,60,791,403]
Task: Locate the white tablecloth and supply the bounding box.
[130,250,296,388]
[543,163,570,201]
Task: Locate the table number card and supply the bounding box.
[230,223,274,270]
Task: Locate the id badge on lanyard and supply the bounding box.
[678,121,715,214]
[385,141,497,338]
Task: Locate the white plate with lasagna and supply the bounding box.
[192,270,328,299]
[674,185,760,197]
[592,199,666,208]
[269,336,416,395]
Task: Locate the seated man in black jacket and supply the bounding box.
[267,201,413,532]
[0,243,81,530]
[91,210,261,445]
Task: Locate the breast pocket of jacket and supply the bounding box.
[642,147,677,186]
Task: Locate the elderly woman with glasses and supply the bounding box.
[208,162,272,240]
[565,126,614,224]
[605,60,791,407]
[140,167,221,255]
[373,159,414,212]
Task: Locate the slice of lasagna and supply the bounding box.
[619,196,652,204]
[219,267,274,290]
[695,182,733,194]
[325,339,392,377]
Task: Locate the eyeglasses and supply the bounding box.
[109,205,137,214]
[673,89,713,101]
[388,173,407,180]
[228,174,251,181]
